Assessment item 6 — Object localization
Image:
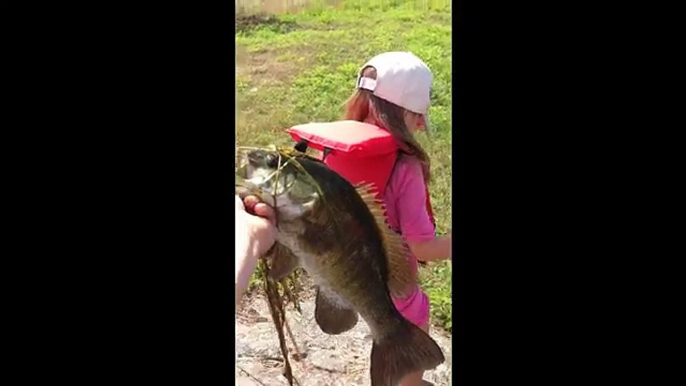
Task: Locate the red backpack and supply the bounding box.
[286,120,436,230]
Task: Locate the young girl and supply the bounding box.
[344,51,452,386]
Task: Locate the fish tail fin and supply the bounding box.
[370,322,445,386]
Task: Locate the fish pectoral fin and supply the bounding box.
[370,322,445,386]
[314,286,359,335]
[268,243,300,281]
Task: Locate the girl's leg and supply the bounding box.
[397,319,431,386]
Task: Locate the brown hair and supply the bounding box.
[342,66,431,184]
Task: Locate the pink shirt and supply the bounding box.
[383,155,435,326]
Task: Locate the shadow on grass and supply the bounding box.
[235,14,298,35]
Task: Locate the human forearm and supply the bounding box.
[407,234,452,262]
[234,195,276,308]
[235,236,259,307]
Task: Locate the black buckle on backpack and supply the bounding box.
[322,147,332,161]
[295,140,333,161]
[294,140,309,153]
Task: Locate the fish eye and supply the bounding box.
[266,153,279,168]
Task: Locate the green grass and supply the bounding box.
[236,0,453,331]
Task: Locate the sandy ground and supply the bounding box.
[235,284,452,386]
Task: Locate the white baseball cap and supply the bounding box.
[356,51,433,128]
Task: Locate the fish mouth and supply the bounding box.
[235,150,291,207]
[235,175,279,208]
[247,149,280,169]
[236,148,318,217]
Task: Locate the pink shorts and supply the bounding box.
[392,285,430,327]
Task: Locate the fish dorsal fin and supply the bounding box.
[354,183,416,298]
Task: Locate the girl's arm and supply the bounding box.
[407,233,452,262]
[389,158,452,263]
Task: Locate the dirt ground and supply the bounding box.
[235,283,452,386]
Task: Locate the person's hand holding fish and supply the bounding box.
[235,194,277,305]
[236,194,277,255]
